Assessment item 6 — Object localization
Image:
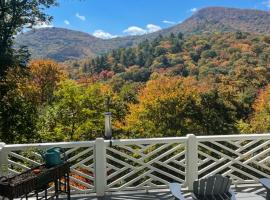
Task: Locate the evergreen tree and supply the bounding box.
[177,32,184,40]
[136,51,145,67]
[171,41,182,53]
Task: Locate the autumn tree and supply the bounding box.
[247,84,270,133]
[0,68,38,143]
[27,59,67,105]
[37,81,128,141]
[0,60,67,143]
[0,0,58,143]
[124,75,203,137]
[37,80,105,141]
[198,90,238,135]
[123,74,242,137]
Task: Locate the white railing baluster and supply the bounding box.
[186,134,198,190]
[95,138,107,196]
[0,142,8,176]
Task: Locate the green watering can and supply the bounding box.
[41,147,66,168]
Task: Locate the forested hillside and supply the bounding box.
[3,31,270,144]
[68,32,270,137]
[79,32,270,84]
[15,7,270,61]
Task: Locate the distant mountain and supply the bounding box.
[165,7,270,35]
[15,7,270,61]
[15,28,102,61]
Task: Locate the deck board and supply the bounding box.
[64,188,266,200]
[11,184,267,200]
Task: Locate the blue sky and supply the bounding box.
[41,0,270,39]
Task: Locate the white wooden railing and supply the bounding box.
[1,134,270,196]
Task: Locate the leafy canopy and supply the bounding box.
[0,0,57,78]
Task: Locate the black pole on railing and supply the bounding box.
[104,112,112,140]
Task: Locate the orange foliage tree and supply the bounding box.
[123,74,240,137]
[26,59,67,105]
[0,60,67,143]
[124,75,206,137]
[248,84,270,133]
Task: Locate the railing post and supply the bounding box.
[95,138,106,196]
[186,134,198,190]
[0,142,8,177]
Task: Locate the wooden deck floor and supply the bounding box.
[69,190,174,200]
[67,185,267,200]
[68,191,265,200]
[11,184,267,200]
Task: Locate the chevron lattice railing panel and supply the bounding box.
[3,134,270,195]
[105,138,186,191]
[5,142,95,194]
[197,136,270,184]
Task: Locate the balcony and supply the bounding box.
[0,134,270,199]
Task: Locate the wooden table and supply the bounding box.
[0,162,70,200]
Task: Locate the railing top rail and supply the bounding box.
[3,133,270,150]
[5,141,95,151]
[197,133,270,141]
[104,137,187,145]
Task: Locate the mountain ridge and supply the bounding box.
[15,7,270,61]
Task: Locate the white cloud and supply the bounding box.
[123,24,161,36]
[93,30,118,39]
[76,13,86,21]
[162,20,176,25]
[190,8,198,13]
[64,20,70,25]
[123,26,147,36]
[146,24,162,33]
[263,0,270,7]
[33,22,53,29]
